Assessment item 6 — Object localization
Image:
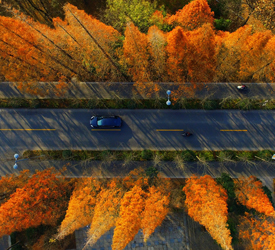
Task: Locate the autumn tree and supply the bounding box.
[56,177,102,240]
[0,168,74,237]
[214,24,253,82]
[123,22,152,82]
[112,185,147,250]
[83,180,125,249]
[183,175,233,250]
[234,176,275,217]
[166,0,215,31]
[141,185,170,242]
[165,26,189,83]
[1,0,89,27]
[61,3,129,82]
[241,0,275,33]
[238,212,275,249]
[0,169,30,205]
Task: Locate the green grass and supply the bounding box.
[1,98,275,109]
[23,150,274,162]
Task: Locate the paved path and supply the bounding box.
[75,213,189,250]
[6,159,274,192]
[1,82,275,99]
[1,109,275,159]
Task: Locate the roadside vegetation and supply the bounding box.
[2,167,274,250]
[23,149,274,163]
[2,97,275,110]
[0,0,275,99]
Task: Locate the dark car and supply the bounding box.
[90,115,122,128]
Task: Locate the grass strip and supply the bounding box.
[23,149,274,162]
[1,98,275,110]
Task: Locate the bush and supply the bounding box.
[255,150,273,161]
[30,99,41,108]
[214,18,232,31]
[141,150,153,160]
[62,150,72,159]
[145,166,159,179]
[181,150,196,161]
[198,151,215,161]
[235,151,254,161]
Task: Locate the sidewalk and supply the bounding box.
[3,159,274,193]
[75,212,190,250]
[1,82,275,99]
[2,159,274,250]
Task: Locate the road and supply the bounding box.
[0,109,274,158]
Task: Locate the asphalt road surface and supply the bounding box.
[0,109,275,158]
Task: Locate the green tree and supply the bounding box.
[101,0,159,34]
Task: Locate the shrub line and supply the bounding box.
[1,98,275,110]
[23,149,275,162]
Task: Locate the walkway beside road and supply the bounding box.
[1,159,274,250]
[75,213,190,250]
[3,159,274,192]
[1,82,275,99]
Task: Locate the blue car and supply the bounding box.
[90,115,122,128]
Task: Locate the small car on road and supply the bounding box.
[90,115,122,128]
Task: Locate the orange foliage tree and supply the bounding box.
[0,168,73,237]
[234,176,275,217]
[141,185,170,242]
[183,175,233,250]
[214,25,253,82]
[0,169,30,205]
[238,212,275,249]
[167,0,215,31]
[112,185,147,250]
[238,31,273,82]
[56,177,102,240]
[123,22,152,82]
[84,180,125,249]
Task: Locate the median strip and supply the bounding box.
[220,129,247,131]
[156,129,184,131]
[0,129,56,131]
[91,129,121,131]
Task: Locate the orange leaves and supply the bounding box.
[234,176,275,217]
[141,186,170,242]
[0,169,30,205]
[166,26,189,83]
[84,185,124,249]
[183,175,233,250]
[238,31,273,81]
[167,0,214,31]
[238,213,275,250]
[185,23,217,83]
[56,178,102,240]
[123,22,151,82]
[112,185,147,250]
[0,168,71,237]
